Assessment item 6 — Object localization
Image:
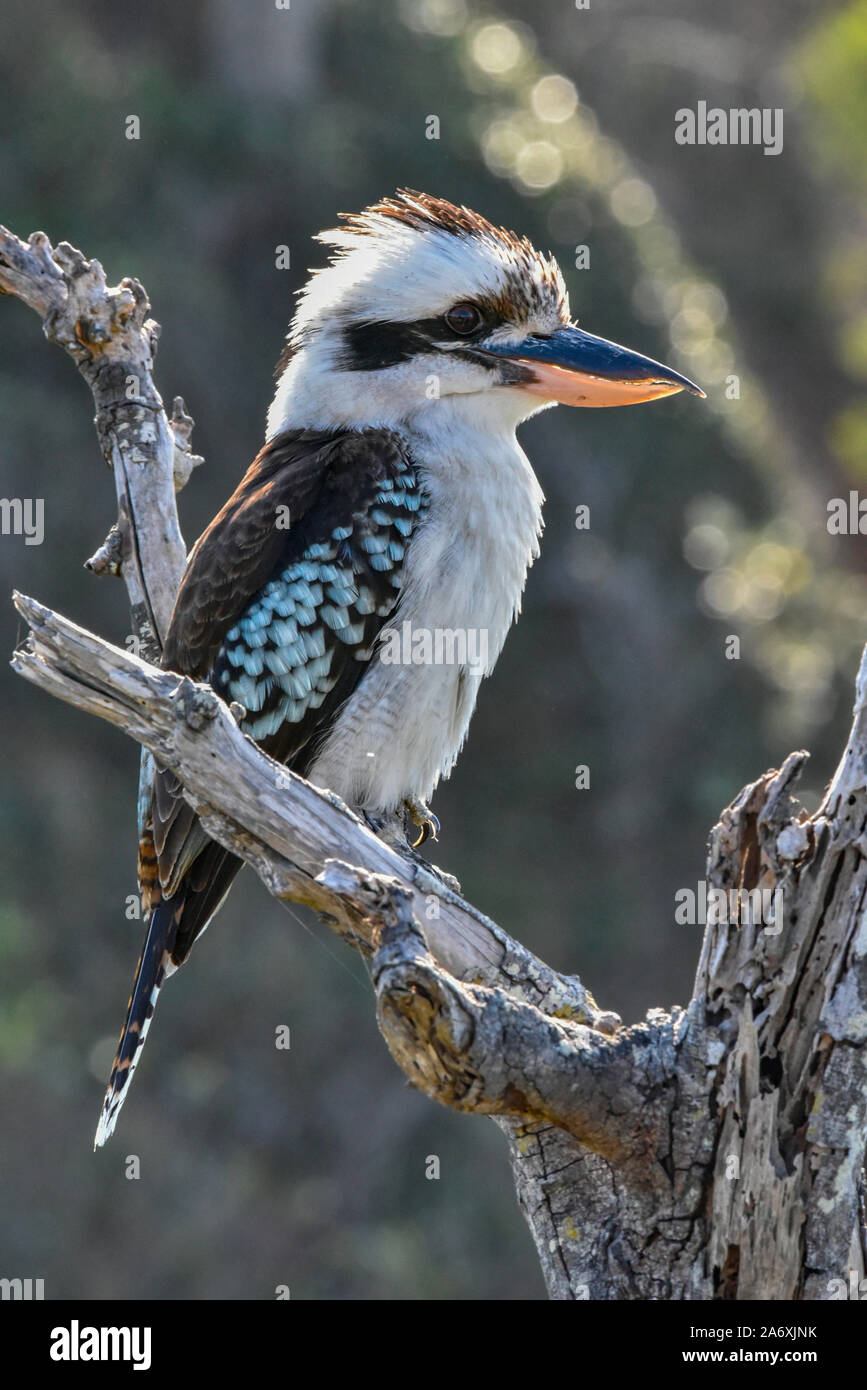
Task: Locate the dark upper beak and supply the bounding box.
[479,323,705,407]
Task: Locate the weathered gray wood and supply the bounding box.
[4,225,866,1300]
[11,591,617,1031]
[0,226,188,652]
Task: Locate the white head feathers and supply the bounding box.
[267,190,569,438]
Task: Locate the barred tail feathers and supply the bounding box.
[93,898,182,1149]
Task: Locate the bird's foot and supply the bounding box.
[362,805,460,892]
[362,808,405,847]
[403,796,440,849]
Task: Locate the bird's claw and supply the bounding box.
[404,797,440,848]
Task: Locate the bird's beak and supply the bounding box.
[481,323,705,407]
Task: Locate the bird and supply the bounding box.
[94,189,703,1147]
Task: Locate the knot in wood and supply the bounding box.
[180,680,220,731]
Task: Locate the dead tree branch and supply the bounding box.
[11,592,629,1151]
[0,225,188,654]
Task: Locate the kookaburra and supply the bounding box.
[95,190,702,1146]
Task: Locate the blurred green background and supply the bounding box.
[1,0,866,1300]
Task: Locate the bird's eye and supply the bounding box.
[444,302,483,336]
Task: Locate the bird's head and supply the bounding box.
[267,190,703,439]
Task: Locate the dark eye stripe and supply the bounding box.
[342,314,490,371]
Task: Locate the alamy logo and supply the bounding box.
[0,497,44,545]
[675,101,783,156]
[675,881,783,934]
[378,621,488,676]
[50,1321,152,1371]
[0,1276,44,1299]
[827,491,867,534]
[827,1271,867,1300]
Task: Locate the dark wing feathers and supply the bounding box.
[140,427,426,963]
[163,430,347,679]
